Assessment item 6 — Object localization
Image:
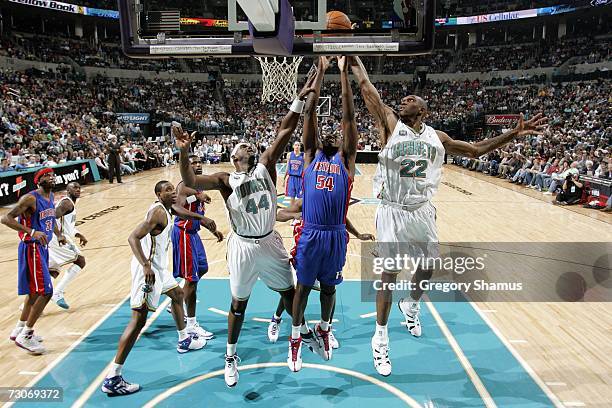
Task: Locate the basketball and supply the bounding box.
[326,10,352,30]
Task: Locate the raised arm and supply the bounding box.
[259,74,318,171]
[283,152,291,186]
[339,56,359,178]
[350,56,397,145]
[303,57,330,163]
[438,113,548,158]
[173,127,230,192]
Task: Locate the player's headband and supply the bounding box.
[231,143,254,159]
[34,167,53,184]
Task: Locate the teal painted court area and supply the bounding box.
[24,280,555,407]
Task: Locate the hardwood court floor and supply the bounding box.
[0,164,610,407]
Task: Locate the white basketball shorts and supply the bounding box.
[375,200,439,273]
[130,257,178,311]
[227,230,294,300]
[48,240,81,271]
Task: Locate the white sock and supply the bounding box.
[273,314,281,321]
[374,323,388,342]
[291,325,301,339]
[299,321,310,335]
[107,363,123,378]
[23,325,33,334]
[320,320,330,331]
[15,320,26,329]
[186,317,196,327]
[54,264,81,295]
[227,343,237,356]
[177,328,188,341]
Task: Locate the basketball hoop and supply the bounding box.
[255,56,303,103]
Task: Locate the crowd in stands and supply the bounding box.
[456,37,610,73]
[2,30,609,76]
[452,80,611,209]
[1,42,610,210]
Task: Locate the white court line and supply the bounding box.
[18,371,39,376]
[563,402,586,407]
[3,295,130,408]
[468,301,565,408]
[360,312,377,318]
[509,339,528,344]
[142,362,423,408]
[545,382,567,387]
[425,298,497,408]
[252,317,270,323]
[307,319,339,324]
[208,307,229,316]
[72,296,173,408]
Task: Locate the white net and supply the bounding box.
[255,56,304,103]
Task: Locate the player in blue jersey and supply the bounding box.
[171,155,224,340]
[287,56,359,372]
[284,141,305,206]
[268,208,374,347]
[1,168,66,355]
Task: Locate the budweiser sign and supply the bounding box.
[485,114,520,126]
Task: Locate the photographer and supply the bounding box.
[554,173,583,206]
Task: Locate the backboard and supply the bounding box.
[118,0,435,58]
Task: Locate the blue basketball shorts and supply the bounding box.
[293,223,348,287]
[286,175,303,199]
[18,241,53,296]
[172,227,209,282]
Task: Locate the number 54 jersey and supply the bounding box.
[293,151,353,288]
[226,163,277,237]
[375,121,445,206]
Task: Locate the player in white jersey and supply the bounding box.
[101,181,206,397]
[350,57,548,376]
[48,182,87,310]
[174,75,317,388]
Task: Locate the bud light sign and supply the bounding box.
[116,113,151,124]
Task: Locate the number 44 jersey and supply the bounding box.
[374,121,445,206]
[227,163,276,237]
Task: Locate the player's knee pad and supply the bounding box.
[230,300,247,316]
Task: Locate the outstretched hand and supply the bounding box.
[318,56,331,72]
[514,113,548,137]
[172,124,196,150]
[297,66,319,100]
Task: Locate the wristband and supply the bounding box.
[30,228,36,236]
[290,99,305,114]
